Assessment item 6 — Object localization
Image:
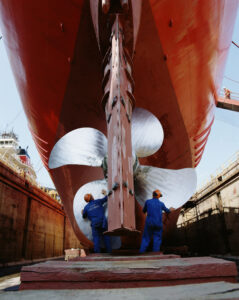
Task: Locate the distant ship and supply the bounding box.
[0,131,37,184]
[0,0,238,250]
[0,131,60,202]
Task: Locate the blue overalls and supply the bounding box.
[83,196,112,253]
[140,198,170,253]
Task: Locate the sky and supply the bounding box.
[0,10,239,191]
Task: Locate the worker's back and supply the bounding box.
[143,198,170,227]
[83,197,107,228]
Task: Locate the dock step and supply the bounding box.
[20,255,238,290]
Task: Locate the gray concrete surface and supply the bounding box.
[21,256,235,271]
[1,281,239,299]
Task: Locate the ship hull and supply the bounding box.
[0,0,237,248]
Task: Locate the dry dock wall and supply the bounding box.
[176,165,239,255]
[0,161,81,264]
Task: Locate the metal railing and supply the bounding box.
[0,154,61,203]
[196,151,239,198]
[0,154,37,185]
[177,206,239,228]
[219,89,239,101]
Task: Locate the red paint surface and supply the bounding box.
[104,16,136,233]
[20,277,237,290]
[0,0,238,248]
[19,155,31,166]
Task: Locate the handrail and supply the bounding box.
[0,154,61,203]
[177,206,239,227]
[196,151,239,196]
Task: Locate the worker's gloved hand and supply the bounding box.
[101,189,107,196]
[81,209,84,215]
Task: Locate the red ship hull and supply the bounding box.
[0,0,237,248]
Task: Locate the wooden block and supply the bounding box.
[64,249,80,261]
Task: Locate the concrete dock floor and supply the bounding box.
[1,255,239,299]
[1,281,239,299]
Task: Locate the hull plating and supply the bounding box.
[0,0,237,248]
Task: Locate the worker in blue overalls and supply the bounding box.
[140,189,171,253]
[82,189,112,253]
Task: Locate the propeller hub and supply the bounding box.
[102,153,139,179]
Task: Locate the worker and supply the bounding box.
[139,189,171,253]
[223,87,231,99]
[82,189,112,253]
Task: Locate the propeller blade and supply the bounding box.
[73,179,121,249]
[134,165,197,209]
[49,128,107,169]
[131,108,164,157]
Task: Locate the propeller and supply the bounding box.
[49,107,197,245]
[134,165,197,208]
[48,127,107,168]
[131,107,164,157]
